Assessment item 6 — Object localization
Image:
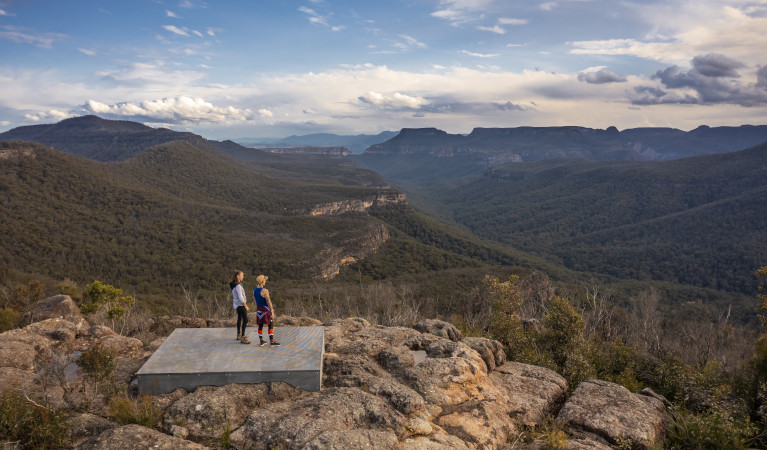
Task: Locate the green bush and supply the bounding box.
[0,390,69,449]
[666,398,757,449]
[109,394,162,427]
[0,307,22,332]
[77,344,116,385]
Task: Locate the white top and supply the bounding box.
[232,283,247,309]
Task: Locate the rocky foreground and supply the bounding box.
[1,295,668,449]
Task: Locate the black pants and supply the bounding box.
[236,306,248,335]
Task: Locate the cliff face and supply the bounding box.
[316,223,390,279]
[307,191,406,216]
[263,146,352,157]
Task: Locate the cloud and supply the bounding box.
[757,66,767,90]
[539,2,557,11]
[630,53,767,106]
[431,0,494,25]
[691,53,744,78]
[163,25,190,37]
[96,61,208,89]
[84,96,254,123]
[462,50,500,58]
[358,91,429,109]
[0,26,68,48]
[24,110,73,122]
[78,48,96,56]
[569,3,767,65]
[258,108,273,118]
[0,9,15,16]
[299,6,328,26]
[578,69,627,84]
[499,18,527,25]
[478,25,505,35]
[166,10,179,18]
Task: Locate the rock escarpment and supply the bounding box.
[4,294,670,449]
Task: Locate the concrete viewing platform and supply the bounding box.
[136,326,324,395]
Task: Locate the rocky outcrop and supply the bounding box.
[263,146,351,156]
[162,382,307,440]
[307,191,406,216]
[26,294,89,330]
[556,380,667,449]
[316,223,391,279]
[75,424,208,449]
[4,305,672,449]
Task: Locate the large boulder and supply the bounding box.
[230,387,407,449]
[490,361,568,428]
[96,334,143,355]
[67,413,119,446]
[462,336,506,372]
[413,319,462,342]
[24,318,79,343]
[556,380,667,449]
[26,294,88,330]
[402,356,488,406]
[75,424,208,449]
[162,382,306,439]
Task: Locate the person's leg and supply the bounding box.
[258,323,265,344]
[236,306,244,338]
[269,320,279,346]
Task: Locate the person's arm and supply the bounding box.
[264,289,275,319]
[239,285,249,311]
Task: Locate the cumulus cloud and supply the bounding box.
[358,91,429,109]
[578,69,627,84]
[630,53,767,106]
[83,96,254,123]
[25,110,73,122]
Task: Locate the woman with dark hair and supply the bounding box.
[230,270,250,344]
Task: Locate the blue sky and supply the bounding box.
[1,0,766,139]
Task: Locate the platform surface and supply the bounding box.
[136,326,324,394]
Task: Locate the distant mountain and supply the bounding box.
[237,131,398,154]
[364,125,767,162]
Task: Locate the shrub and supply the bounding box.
[109,394,162,427]
[0,307,22,332]
[77,344,116,386]
[0,390,69,449]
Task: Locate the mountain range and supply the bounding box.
[235,131,398,154]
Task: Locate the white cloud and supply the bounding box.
[462,50,500,58]
[499,18,528,25]
[0,9,15,16]
[258,108,274,118]
[570,3,767,66]
[540,2,557,11]
[166,10,179,18]
[0,26,68,48]
[299,7,328,26]
[96,61,207,88]
[25,110,72,122]
[78,48,96,56]
[358,91,429,109]
[84,96,254,123]
[478,25,505,34]
[206,27,221,36]
[163,25,190,37]
[431,0,494,24]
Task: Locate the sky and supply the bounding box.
[0,0,766,140]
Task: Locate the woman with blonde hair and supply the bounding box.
[253,275,279,346]
[230,270,251,344]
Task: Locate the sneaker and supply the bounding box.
[259,340,266,346]
[236,333,242,341]
[270,341,280,346]
[240,335,251,344]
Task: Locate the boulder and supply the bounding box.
[26,294,88,329]
[326,325,422,357]
[436,399,514,448]
[75,424,208,449]
[462,336,506,372]
[377,345,416,371]
[162,382,306,439]
[148,316,208,337]
[0,338,38,370]
[490,361,568,428]
[24,318,79,343]
[230,387,407,449]
[89,325,116,339]
[322,317,371,344]
[402,356,488,406]
[413,319,462,342]
[556,380,667,449]
[276,315,323,326]
[302,429,399,449]
[96,334,143,355]
[67,413,119,445]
